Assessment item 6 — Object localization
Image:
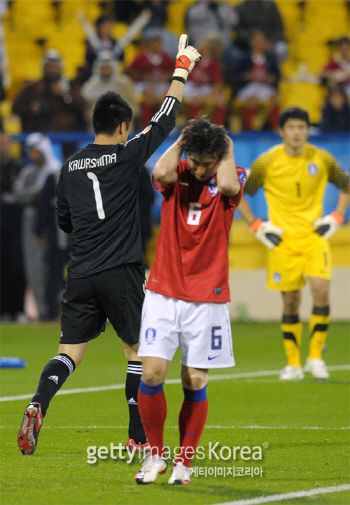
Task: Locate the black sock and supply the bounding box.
[32,354,75,417]
[125,361,146,444]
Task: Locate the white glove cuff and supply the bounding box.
[173,68,189,81]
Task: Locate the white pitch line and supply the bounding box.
[1,364,349,403]
[205,425,350,430]
[211,484,350,505]
[1,425,349,430]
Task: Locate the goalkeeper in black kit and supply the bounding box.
[17,36,201,456]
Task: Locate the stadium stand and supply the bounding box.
[1,0,349,290]
[276,0,349,123]
[3,0,349,128]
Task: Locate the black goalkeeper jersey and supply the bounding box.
[56,96,180,278]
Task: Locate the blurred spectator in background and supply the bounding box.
[142,0,167,29]
[233,0,287,62]
[185,0,237,49]
[320,85,350,133]
[114,0,144,23]
[33,141,74,321]
[142,1,178,57]
[320,37,350,98]
[114,0,169,31]
[14,133,61,321]
[138,166,154,269]
[12,50,86,133]
[81,51,138,131]
[84,15,124,79]
[0,133,26,321]
[183,33,227,125]
[234,31,280,131]
[127,32,173,128]
[0,0,9,101]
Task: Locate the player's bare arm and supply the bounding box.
[153,136,183,185]
[238,195,256,225]
[216,137,241,197]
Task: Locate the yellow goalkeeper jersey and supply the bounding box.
[245,143,349,238]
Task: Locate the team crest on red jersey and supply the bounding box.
[208,177,219,196]
[238,170,247,186]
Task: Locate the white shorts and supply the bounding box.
[138,290,235,369]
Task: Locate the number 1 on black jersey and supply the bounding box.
[87,172,105,219]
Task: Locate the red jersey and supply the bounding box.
[187,57,223,86]
[128,49,174,82]
[323,57,350,85]
[252,54,268,82]
[146,160,246,303]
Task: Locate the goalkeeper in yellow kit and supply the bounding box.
[239,107,350,380]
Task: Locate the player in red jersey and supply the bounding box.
[135,118,246,485]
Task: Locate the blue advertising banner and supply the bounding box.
[13,131,349,222]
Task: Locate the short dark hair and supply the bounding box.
[279,107,310,128]
[96,15,113,29]
[92,91,133,135]
[327,83,347,100]
[180,118,228,160]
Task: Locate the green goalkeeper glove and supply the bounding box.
[314,211,344,240]
[173,34,201,84]
[250,218,283,249]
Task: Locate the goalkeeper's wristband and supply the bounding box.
[172,75,186,84]
[330,211,344,224]
[249,218,262,233]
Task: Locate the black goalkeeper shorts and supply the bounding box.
[60,264,145,345]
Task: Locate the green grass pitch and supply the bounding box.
[1,321,349,505]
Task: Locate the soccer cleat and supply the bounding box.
[125,438,150,453]
[17,402,43,455]
[168,462,190,485]
[135,454,167,484]
[279,365,304,381]
[304,358,329,379]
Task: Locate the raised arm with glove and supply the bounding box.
[172,34,201,83]
[165,34,201,103]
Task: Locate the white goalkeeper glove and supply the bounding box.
[314,211,344,239]
[172,34,201,83]
[249,218,283,249]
